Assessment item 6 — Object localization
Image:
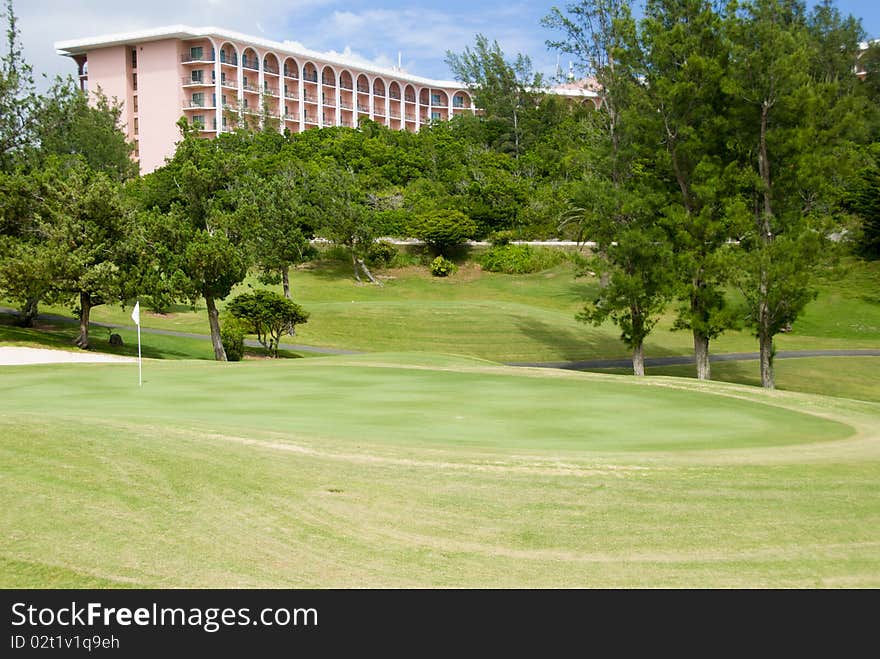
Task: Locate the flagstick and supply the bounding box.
[132,299,142,388]
[137,319,142,388]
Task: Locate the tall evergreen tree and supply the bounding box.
[134,121,250,360]
[546,0,675,375]
[724,0,868,388]
[0,0,36,171]
[446,34,544,159]
[640,0,737,380]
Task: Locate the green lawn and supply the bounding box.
[591,356,880,403]
[2,354,878,587]
[5,256,878,363]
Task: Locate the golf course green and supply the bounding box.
[2,353,878,587]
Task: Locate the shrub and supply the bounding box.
[319,243,351,263]
[220,316,246,362]
[227,290,309,358]
[144,291,175,315]
[366,240,399,268]
[389,250,423,268]
[410,210,478,254]
[489,230,516,247]
[430,256,457,277]
[479,244,569,274]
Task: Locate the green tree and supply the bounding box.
[639,0,738,380]
[134,121,250,360]
[39,158,133,349]
[547,0,675,376]
[0,168,61,326]
[235,167,317,299]
[724,0,867,388]
[446,34,544,159]
[35,78,138,181]
[0,0,37,171]
[1,73,139,327]
[409,209,478,256]
[227,289,309,357]
[313,166,379,283]
[846,143,880,258]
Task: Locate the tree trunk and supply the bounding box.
[205,294,227,361]
[356,258,383,286]
[759,331,775,390]
[756,100,776,390]
[694,329,710,381]
[281,265,291,299]
[350,249,361,282]
[632,342,645,377]
[513,106,520,160]
[759,102,774,226]
[16,295,40,327]
[74,291,91,349]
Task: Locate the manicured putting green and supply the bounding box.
[1,354,876,588]
[0,353,851,452]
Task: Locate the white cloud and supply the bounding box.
[14,0,334,90]
[304,6,552,80]
[11,0,559,90]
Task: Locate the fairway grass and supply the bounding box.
[7,256,878,364]
[591,356,880,403]
[2,354,878,587]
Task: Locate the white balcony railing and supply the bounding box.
[181,54,214,64]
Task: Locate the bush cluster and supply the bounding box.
[479,244,568,274]
[220,316,246,362]
[430,256,457,277]
[365,240,399,267]
[410,210,478,254]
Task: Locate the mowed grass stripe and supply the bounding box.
[1,410,877,587]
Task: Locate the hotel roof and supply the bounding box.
[54,24,465,89]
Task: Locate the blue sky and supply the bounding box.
[16,1,880,92]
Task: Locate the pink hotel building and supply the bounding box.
[54,26,480,173]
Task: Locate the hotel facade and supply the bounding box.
[54,26,479,173]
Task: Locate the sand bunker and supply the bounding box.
[0,346,136,365]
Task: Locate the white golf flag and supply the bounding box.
[132,300,142,387]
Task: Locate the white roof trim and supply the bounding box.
[54,25,466,89]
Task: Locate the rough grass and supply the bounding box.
[2,354,878,588]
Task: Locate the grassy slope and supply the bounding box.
[2,355,878,588]
[6,258,879,363]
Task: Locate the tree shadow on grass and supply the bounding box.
[0,315,210,361]
[514,316,686,364]
[296,259,361,283]
[514,316,626,362]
